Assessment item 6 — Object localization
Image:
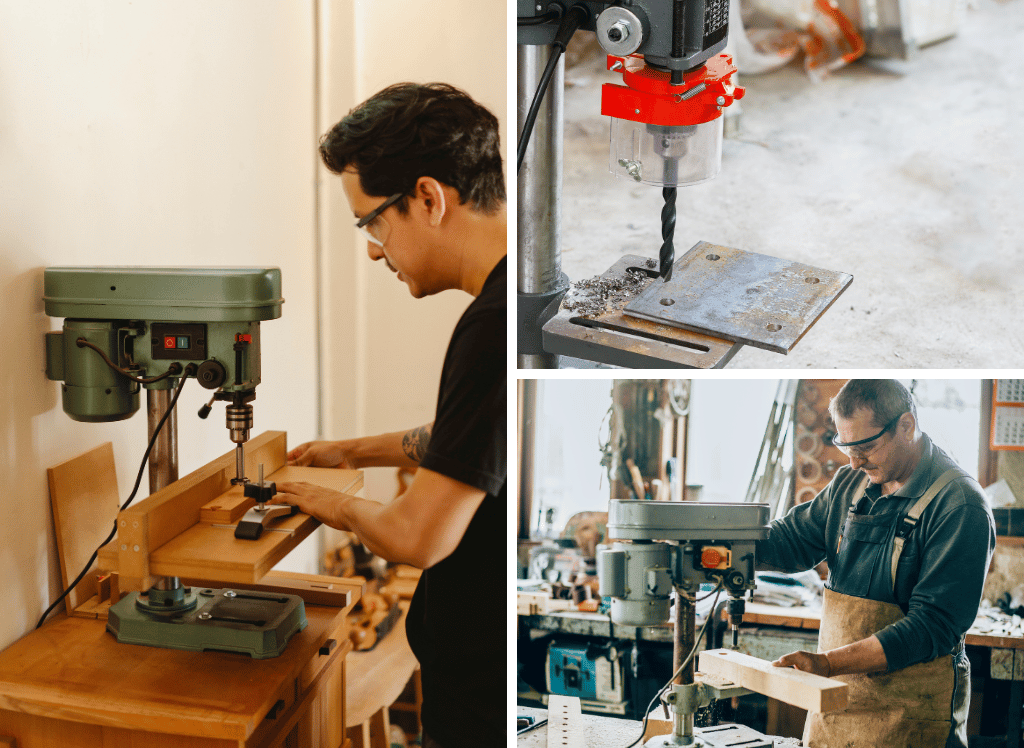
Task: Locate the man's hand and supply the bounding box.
[773,650,832,677]
[271,480,358,528]
[287,440,358,468]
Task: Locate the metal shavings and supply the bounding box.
[560,266,654,319]
[645,257,657,269]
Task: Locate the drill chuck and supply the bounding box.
[226,403,253,444]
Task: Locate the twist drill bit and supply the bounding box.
[660,186,677,282]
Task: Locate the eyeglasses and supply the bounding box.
[355,192,405,247]
[832,414,905,459]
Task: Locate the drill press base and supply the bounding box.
[624,241,853,354]
[645,723,776,747]
[541,256,742,369]
[107,587,307,659]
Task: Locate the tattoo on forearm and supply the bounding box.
[402,425,431,463]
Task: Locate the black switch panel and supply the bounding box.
[150,323,208,360]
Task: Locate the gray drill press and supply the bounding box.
[599,499,774,746]
[517,0,853,368]
[43,266,306,658]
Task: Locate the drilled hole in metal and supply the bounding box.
[706,254,720,261]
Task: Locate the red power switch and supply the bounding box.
[164,336,176,349]
[700,546,731,569]
[235,334,252,343]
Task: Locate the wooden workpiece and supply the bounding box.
[545,696,585,748]
[697,649,848,714]
[92,432,361,591]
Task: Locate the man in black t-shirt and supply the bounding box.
[269,83,506,748]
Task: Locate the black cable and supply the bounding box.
[518,11,559,25]
[516,5,588,175]
[76,337,182,384]
[623,585,724,748]
[36,367,196,629]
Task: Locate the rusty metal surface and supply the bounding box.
[623,241,853,354]
[541,255,741,369]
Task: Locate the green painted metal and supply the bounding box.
[43,267,282,422]
[42,267,283,322]
[107,588,308,659]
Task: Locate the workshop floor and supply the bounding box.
[556,0,1024,369]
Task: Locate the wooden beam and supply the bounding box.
[180,572,363,609]
[546,695,585,748]
[697,649,848,713]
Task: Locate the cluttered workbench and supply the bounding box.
[519,594,1024,746]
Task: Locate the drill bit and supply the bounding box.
[660,186,677,282]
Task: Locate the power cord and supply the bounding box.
[76,337,182,385]
[518,11,560,26]
[36,366,196,628]
[623,584,724,748]
[516,5,588,175]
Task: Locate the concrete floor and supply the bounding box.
[554,0,1024,369]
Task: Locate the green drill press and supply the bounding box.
[43,266,307,658]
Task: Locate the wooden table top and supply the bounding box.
[0,603,347,741]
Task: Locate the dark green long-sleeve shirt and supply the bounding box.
[758,434,995,672]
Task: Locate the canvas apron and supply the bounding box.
[803,469,970,748]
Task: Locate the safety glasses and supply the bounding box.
[355,192,405,247]
[832,413,905,459]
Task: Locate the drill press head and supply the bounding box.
[594,0,744,186]
[43,267,282,448]
[598,499,769,626]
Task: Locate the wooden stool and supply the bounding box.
[345,602,419,748]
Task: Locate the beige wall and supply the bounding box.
[0,0,505,651]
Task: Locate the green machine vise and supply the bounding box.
[43,266,283,422]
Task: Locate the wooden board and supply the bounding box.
[200,466,363,524]
[697,649,848,714]
[46,443,121,614]
[117,431,287,590]
[149,511,319,583]
[743,602,822,630]
[181,572,364,609]
[546,695,585,748]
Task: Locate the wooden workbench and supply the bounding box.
[0,598,356,748]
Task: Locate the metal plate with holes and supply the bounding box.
[623,242,853,354]
[541,255,741,368]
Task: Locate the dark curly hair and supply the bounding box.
[319,82,505,214]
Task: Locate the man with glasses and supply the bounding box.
[268,83,506,748]
[760,379,994,748]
